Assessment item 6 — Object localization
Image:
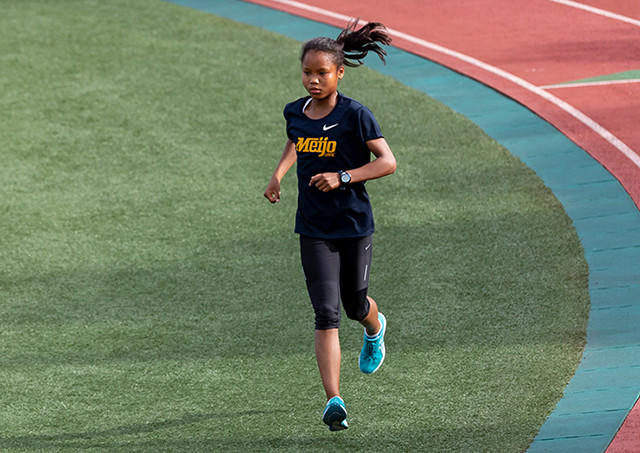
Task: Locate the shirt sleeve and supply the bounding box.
[357,106,383,143]
[283,103,294,142]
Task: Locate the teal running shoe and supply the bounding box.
[322,396,348,431]
[359,312,386,374]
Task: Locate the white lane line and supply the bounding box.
[547,0,640,27]
[262,0,352,22]
[542,79,640,89]
[261,0,640,169]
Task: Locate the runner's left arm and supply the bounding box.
[309,137,396,192]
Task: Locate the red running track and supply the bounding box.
[578,0,639,18]
[246,0,640,451]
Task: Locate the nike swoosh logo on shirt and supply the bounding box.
[323,123,339,131]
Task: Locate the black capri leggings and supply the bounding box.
[300,234,373,330]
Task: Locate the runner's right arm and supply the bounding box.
[264,139,296,203]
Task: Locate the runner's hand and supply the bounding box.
[309,172,340,192]
[264,177,281,203]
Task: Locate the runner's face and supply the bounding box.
[301,50,344,100]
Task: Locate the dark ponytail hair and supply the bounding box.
[301,19,391,68]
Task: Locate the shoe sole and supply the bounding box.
[323,402,348,431]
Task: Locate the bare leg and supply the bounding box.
[315,329,341,400]
[359,296,381,336]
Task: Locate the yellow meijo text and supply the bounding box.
[296,137,337,157]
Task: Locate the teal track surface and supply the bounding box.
[165,1,640,451]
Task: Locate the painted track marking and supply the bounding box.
[261,0,640,171]
[541,79,640,89]
[548,0,640,27]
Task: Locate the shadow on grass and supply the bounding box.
[0,410,280,450]
[2,210,588,367]
[2,426,414,453]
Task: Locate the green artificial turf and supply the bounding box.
[0,1,589,451]
[562,69,640,84]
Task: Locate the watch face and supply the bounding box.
[341,173,350,183]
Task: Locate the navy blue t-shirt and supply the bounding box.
[283,93,383,239]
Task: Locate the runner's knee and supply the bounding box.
[308,281,341,330]
[342,288,370,322]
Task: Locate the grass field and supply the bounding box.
[1,1,589,451]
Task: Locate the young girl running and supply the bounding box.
[264,20,396,431]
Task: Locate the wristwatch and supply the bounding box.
[338,170,351,186]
